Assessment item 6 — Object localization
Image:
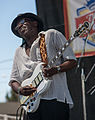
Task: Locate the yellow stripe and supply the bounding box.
[79,9,90,16]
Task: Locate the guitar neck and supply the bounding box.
[48,35,75,67]
[48,21,89,67]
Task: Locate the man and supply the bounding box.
[9,12,77,120]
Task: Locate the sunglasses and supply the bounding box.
[15,18,33,31]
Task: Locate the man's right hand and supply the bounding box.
[19,85,36,96]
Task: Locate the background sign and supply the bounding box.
[64,0,95,57]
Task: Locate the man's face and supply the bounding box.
[15,18,38,39]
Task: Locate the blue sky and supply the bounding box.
[0,0,37,102]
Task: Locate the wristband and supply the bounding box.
[56,66,61,72]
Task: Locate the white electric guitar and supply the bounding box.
[19,22,89,113]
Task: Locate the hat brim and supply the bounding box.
[11,13,44,38]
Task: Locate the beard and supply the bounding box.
[22,29,38,42]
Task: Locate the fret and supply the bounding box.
[58,51,62,56]
[70,36,74,41]
[55,55,58,59]
[65,42,69,46]
[51,60,54,64]
[52,57,58,63]
[56,51,62,58]
[62,47,65,51]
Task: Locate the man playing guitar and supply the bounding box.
[9,12,77,120]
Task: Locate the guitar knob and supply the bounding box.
[33,97,36,101]
[28,106,31,109]
[84,21,89,28]
[30,99,33,102]
[31,103,34,106]
[27,102,29,105]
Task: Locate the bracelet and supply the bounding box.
[17,86,21,95]
[56,66,61,72]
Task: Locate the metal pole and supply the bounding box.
[81,68,87,120]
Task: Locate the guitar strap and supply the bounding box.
[39,33,48,64]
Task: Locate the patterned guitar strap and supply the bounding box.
[39,33,48,65]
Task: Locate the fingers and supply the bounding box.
[42,68,50,77]
[42,67,57,77]
[20,86,37,96]
[42,63,47,68]
[23,86,36,90]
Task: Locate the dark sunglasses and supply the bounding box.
[15,18,33,31]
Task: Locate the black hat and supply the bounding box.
[11,13,44,38]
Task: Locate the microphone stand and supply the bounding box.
[75,11,95,120]
[75,30,88,120]
[78,40,87,120]
[81,63,87,120]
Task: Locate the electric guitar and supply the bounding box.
[19,21,89,113]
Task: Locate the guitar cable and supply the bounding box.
[16,104,27,120]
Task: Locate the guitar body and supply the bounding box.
[19,62,52,113]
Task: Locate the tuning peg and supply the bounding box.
[83,21,89,28]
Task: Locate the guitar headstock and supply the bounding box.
[74,21,89,38]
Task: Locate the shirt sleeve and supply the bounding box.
[54,30,77,61]
[9,49,21,86]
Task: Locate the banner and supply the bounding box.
[36,0,95,57]
[63,0,95,57]
[36,0,65,35]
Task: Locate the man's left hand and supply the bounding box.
[42,66,57,77]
